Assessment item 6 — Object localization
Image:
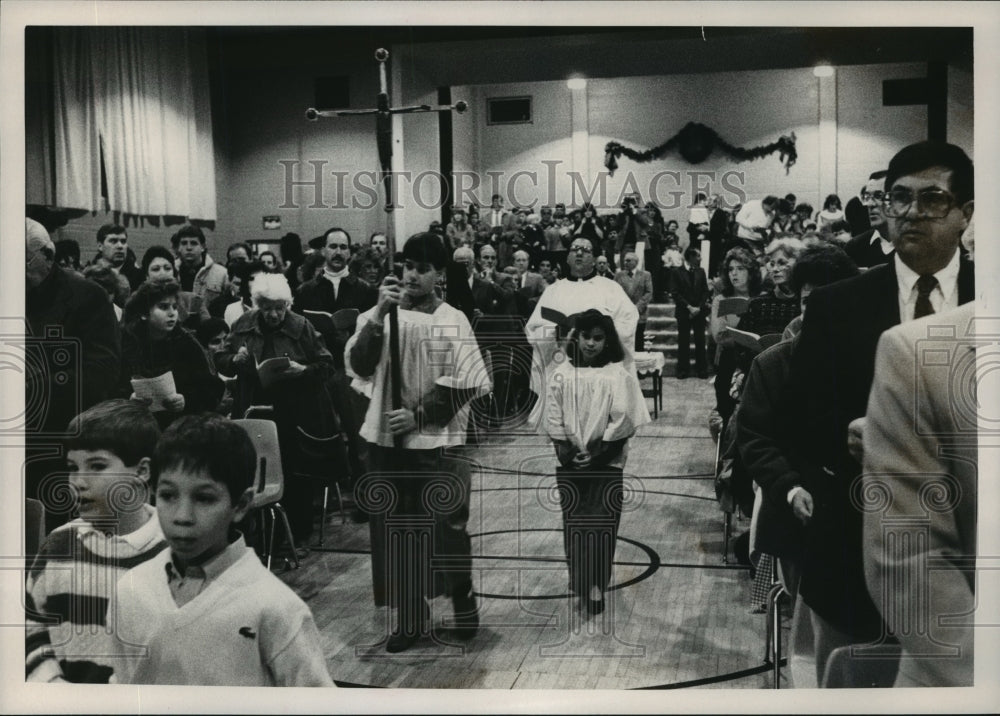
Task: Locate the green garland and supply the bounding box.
[604,122,797,175]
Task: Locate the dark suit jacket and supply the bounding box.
[470,276,521,339]
[844,228,893,268]
[788,256,975,635]
[670,266,710,311]
[293,274,376,369]
[844,196,870,236]
[25,265,121,433]
[514,271,547,318]
[293,274,377,315]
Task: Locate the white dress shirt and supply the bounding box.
[894,250,961,322]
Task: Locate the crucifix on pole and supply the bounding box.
[305,48,468,441]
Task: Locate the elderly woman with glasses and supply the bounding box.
[216,272,338,546]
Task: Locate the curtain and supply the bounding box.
[51,27,216,221]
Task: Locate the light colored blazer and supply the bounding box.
[613,268,654,318]
[862,301,978,687]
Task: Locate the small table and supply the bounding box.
[635,351,665,418]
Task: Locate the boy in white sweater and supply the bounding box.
[108,413,333,686]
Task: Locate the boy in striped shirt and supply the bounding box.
[25,399,166,682]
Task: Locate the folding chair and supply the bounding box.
[233,418,299,570]
[295,426,349,547]
[763,577,788,688]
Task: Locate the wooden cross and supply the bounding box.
[305,48,468,434]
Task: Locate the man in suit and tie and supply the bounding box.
[614,251,654,352]
[787,140,975,687]
[671,247,710,379]
[477,243,516,292]
[844,170,895,269]
[460,245,525,428]
[485,194,513,238]
[511,249,547,319]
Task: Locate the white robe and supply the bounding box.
[524,275,643,429]
[346,301,491,450]
[544,361,650,469]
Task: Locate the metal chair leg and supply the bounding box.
[266,508,277,571]
[722,511,731,564]
[765,582,786,688]
[316,486,329,548]
[764,598,773,664]
[335,483,346,524]
[273,502,300,569]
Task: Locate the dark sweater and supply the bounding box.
[121,323,223,423]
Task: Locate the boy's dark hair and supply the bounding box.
[791,243,860,294]
[54,239,81,268]
[684,247,701,263]
[195,317,229,348]
[140,245,176,278]
[97,224,127,243]
[401,232,449,269]
[566,309,625,368]
[65,399,160,467]
[885,141,974,205]
[151,413,256,503]
[170,224,206,248]
[123,279,180,328]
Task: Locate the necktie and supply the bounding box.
[914,274,938,319]
[627,271,633,278]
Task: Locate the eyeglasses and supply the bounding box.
[860,190,885,206]
[882,188,957,219]
[570,245,593,254]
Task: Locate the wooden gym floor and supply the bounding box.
[280,376,779,689]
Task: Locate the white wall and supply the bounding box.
[947,64,974,156]
[447,63,953,228]
[451,81,574,213]
[836,63,927,203]
[586,69,821,227]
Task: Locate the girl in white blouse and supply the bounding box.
[545,309,649,615]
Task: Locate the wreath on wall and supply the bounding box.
[604,122,797,176]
